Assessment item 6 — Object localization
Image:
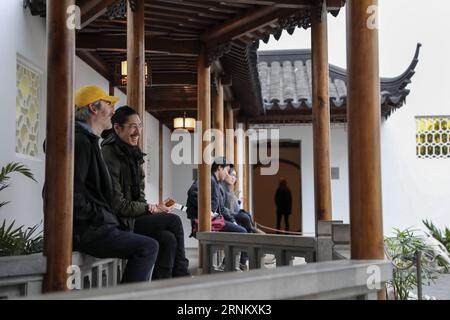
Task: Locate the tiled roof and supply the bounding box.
[257,43,421,118]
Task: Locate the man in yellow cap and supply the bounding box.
[73,86,159,283]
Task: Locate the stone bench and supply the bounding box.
[0,252,124,299]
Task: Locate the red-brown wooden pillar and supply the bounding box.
[311,2,332,233]
[347,0,384,262]
[213,78,224,157]
[43,0,75,293]
[225,104,234,164]
[127,0,145,150]
[198,46,212,233]
[243,122,250,211]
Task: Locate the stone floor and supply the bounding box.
[421,273,450,300]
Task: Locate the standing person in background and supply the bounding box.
[275,178,292,233]
[101,106,190,279]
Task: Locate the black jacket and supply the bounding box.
[73,122,120,243]
[275,186,292,216]
[186,175,235,223]
[101,135,148,231]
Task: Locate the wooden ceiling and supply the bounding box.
[73,0,345,128]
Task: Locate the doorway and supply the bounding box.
[252,140,302,233]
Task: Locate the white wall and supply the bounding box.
[249,124,349,234]
[379,1,450,234]
[144,112,159,204]
[260,0,450,234]
[0,3,46,228]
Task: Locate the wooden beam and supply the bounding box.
[201,6,283,48]
[201,2,342,49]
[76,50,114,82]
[79,0,117,29]
[311,2,332,232]
[76,34,200,56]
[199,0,344,9]
[146,100,197,112]
[43,0,75,293]
[127,0,146,149]
[197,45,212,270]
[347,0,384,264]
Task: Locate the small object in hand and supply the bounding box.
[164,198,175,207]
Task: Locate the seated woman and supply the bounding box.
[220,167,260,233]
[101,106,190,279]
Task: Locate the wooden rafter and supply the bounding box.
[76,34,200,56]
[78,0,117,29]
[76,49,114,81]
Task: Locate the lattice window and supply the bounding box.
[16,56,42,157]
[416,116,450,159]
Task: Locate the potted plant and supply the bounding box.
[384,227,450,300]
[0,162,45,298]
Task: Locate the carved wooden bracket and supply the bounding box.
[105,0,137,19]
[207,42,232,66]
[278,10,312,33]
[23,0,46,17]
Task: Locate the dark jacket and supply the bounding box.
[275,186,292,216]
[101,135,147,231]
[73,122,120,245]
[186,176,235,223]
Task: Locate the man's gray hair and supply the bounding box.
[75,100,102,122]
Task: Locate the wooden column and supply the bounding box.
[159,122,163,203]
[109,81,115,96]
[233,117,239,193]
[225,104,234,163]
[311,2,332,232]
[243,122,250,211]
[347,0,384,261]
[198,46,212,233]
[127,0,145,149]
[213,78,224,157]
[43,0,75,293]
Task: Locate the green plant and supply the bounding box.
[0,162,43,256]
[423,219,450,252]
[384,227,447,300]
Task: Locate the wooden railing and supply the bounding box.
[196,232,317,273]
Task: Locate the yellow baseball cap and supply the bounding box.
[75,85,120,108]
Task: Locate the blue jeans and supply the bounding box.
[75,226,159,283]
